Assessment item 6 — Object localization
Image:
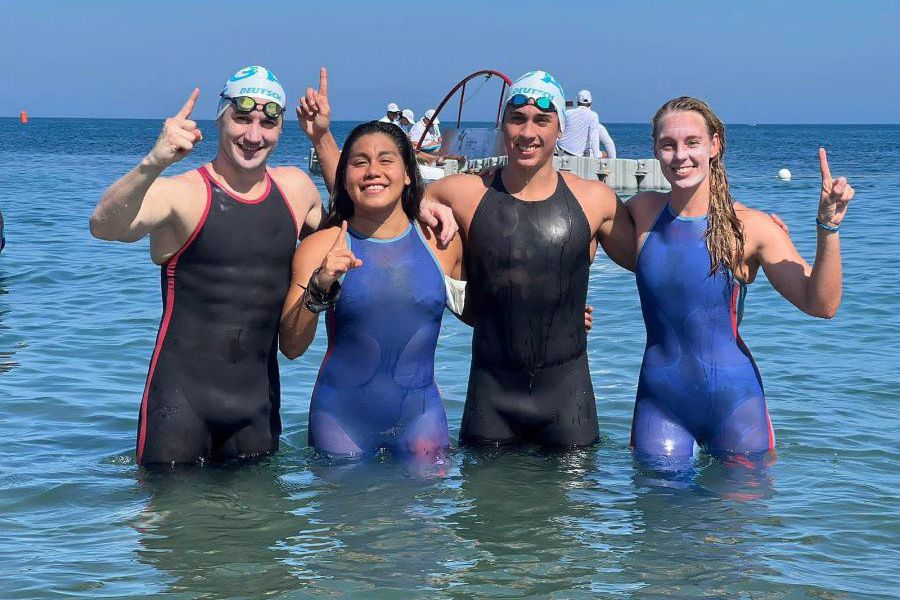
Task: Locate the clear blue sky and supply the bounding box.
[2,0,897,123]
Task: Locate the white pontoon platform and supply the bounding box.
[309,69,670,192]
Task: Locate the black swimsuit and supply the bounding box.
[136,166,298,464]
[460,171,598,448]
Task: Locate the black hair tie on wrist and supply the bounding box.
[304,267,341,313]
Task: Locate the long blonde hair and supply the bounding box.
[652,97,744,278]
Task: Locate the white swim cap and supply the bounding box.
[217,66,286,119]
[387,102,400,113]
[577,90,592,104]
[505,70,567,131]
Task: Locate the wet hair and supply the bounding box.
[652,96,744,279]
[326,121,424,227]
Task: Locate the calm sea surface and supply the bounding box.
[0,118,898,599]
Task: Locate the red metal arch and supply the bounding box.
[415,69,512,151]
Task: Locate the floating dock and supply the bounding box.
[308,150,671,191]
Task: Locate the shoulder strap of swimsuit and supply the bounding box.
[489,168,506,194]
[554,171,572,199]
[649,194,674,232]
[197,165,213,186]
[195,165,273,203]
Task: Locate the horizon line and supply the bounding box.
[3,116,899,127]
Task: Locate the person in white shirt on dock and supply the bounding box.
[409,109,442,153]
[399,109,415,132]
[557,90,616,159]
[378,102,402,126]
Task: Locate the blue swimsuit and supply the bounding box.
[632,201,775,460]
[308,222,449,459]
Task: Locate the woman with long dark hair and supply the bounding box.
[627,96,854,464]
[279,121,464,463]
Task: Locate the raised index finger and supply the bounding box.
[319,67,328,97]
[818,147,832,182]
[331,220,348,249]
[177,88,200,119]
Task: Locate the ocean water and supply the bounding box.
[0,118,898,599]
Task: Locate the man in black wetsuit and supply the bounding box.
[426,70,636,449]
[90,66,324,465]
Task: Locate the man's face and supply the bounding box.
[217,99,282,171]
[502,103,560,168]
[387,111,400,121]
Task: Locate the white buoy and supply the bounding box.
[778,168,792,181]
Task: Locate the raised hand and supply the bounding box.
[297,67,332,140]
[146,88,203,170]
[314,221,362,289]
[817,148,855,227]
[419,200,459,246]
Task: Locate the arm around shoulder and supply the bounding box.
[424,173,483,209]
[421,222,463,279]
[589,180,636,271]
[422,223,472,325]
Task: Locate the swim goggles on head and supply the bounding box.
[223,95,284,119]
[507,93,556,113]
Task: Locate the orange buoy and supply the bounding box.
[20,111,28,124]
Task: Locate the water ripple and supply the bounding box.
[0,120,897,599]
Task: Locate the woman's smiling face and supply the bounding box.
[654,109,721,192]
[344,132,411,211]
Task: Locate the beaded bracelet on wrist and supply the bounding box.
[816,218,840,233]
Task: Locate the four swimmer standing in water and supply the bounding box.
[90,63,854,469]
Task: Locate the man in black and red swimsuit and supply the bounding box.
[90,66,324,465]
